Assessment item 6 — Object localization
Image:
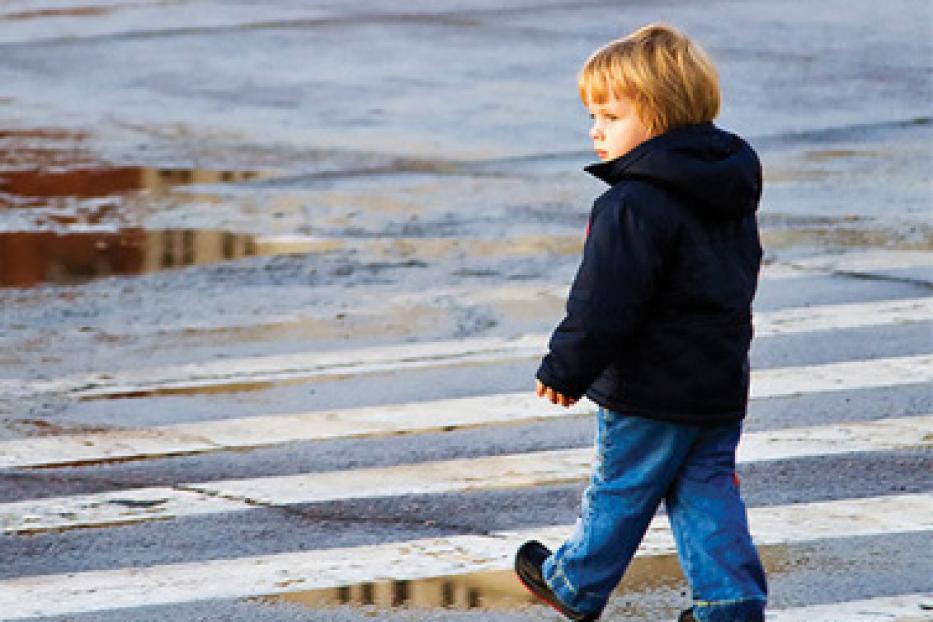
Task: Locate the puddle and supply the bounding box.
[0,125,271,215]
[0,164,265,210]
[0,126,350,287]
[803,148,881,162]
[0,6,114,21]
[258,548,790,614]
[80,378,282,400]
[761,226,933,251]
[261,569,535,612]
[0,229,342,288]
[13,418,113,436]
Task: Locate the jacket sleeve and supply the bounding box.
[536,192,671,398]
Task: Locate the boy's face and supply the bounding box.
[586,93,652,161]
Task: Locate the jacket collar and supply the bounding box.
[584,122,716,185]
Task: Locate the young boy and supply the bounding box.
[514,24,768,622]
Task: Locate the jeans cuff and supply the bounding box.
[692,596,766,622]
[542,555,607,615]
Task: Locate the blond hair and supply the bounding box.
[579,24,720,135]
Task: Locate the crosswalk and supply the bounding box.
[2,250,932,621]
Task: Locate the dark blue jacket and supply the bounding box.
[536,123,763,426]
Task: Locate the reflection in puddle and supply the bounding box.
[0,229,340,288]
[803,148,881,162]
[264,570,535,612]
[761,226,933,251]
[83,379,281,401]
[0,126,251,207]
[0,228,251,288]
[260,547,789,614]
[1,125,273,227]
[0,164,265,210]
[0,6,113,21]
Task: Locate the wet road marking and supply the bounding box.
[0,493,928,619]
[781,249,933,275]
[767,593,933,621]
[753,296,933,335]
[2,488,249,534]
[1,353,931,469]
[2,415,929,534]
[1,296,930,401]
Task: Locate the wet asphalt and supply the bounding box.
[0,0,931,620]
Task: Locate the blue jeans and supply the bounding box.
[542,409,767,621]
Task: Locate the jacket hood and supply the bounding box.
[585,123,762,219]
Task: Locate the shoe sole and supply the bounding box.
[515,569,594,621]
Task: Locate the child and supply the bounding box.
[514,24,768,622]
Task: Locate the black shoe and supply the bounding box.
[514,540,600,621]
[678,609,697,622]
[678,606,765,621]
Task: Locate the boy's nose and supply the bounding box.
[589,124,602,140]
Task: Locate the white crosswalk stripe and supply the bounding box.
[3,414,930,534]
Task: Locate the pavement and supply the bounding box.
[0,1,931,620]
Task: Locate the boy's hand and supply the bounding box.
[536,379,578,408]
